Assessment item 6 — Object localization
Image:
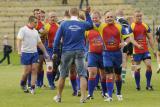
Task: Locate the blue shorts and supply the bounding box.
[133,52,151,62]
[21,52,39,65]
[103,50,122,68]
[88,52,103,69]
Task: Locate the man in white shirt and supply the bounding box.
[17,16,49,94]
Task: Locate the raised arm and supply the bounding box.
[83,7,93,30]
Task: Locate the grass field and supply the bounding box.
[0,52,160,107]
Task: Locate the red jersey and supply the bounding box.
[45,22,59,48]
[36,20,44,31]
[86,30,103,54]
[96,23,130,51]
[130,22,151,54]
[35,20,46,43]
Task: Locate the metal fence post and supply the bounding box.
[14,21,16,51]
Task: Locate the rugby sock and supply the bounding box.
[134,71,140,88]
[20,80,26,86]
[40,71,44,87]
[146,70,152,87]
[101,79,106,96]
[47,72,53,87]
[115,80,122,95]
[37,72,41,87]
[76,76,80,90]
[95,73,100,88]
[52,71,57,87]
[121,68,126,82]
[70,76,77,94]
[31,85,35,90]
[106,78,113,97]
[88,78,96,96]
[27,72,31,87]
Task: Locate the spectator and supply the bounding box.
[0,35,12,65]
[62,0,68,4]
[79,0,89,10]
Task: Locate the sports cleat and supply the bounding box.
[86,95,94,100]
[102,93,109,99]
[146,86,154,91]
[102,94,107,98]
[72,91,77,96]
[117,95,123,101]
[157,68,160,74]
[136,87,141,91]
[50,85,56,90]
[21,85,29,93]
[104,97,113,102]
[30,89,35,95]
[53,95,61,103]
[80,98,87,103]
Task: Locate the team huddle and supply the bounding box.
[17,6,160,103]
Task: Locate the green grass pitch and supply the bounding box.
[0,52,160,107]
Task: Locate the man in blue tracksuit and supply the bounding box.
[53,7,92,103]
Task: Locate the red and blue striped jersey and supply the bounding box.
[129,22,151,54]
[85,30,103,54]
[44,22,59,48]
[95,22,131,51]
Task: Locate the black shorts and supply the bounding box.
[123,43,133,55]
[37,48,44,55]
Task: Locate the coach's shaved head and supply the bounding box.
[69,8,79,16]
